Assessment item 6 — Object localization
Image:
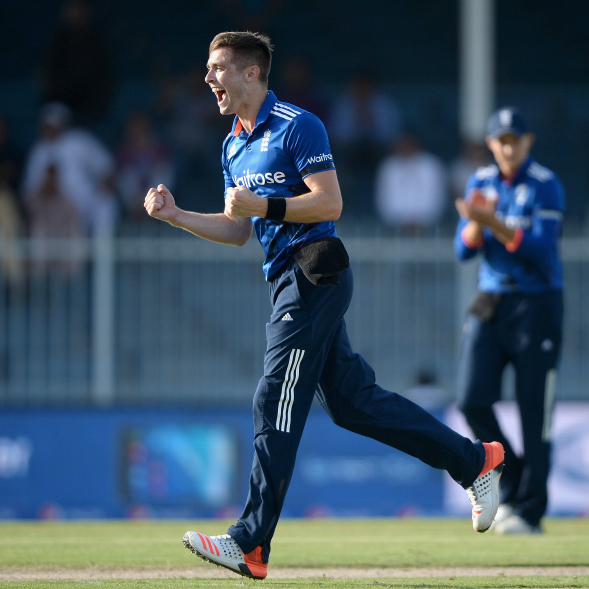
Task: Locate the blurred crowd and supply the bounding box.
[0,0,498,284]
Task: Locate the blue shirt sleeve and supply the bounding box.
[284,112,336,178]
[511,176,565,262]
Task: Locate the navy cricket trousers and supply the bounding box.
[228,260,485,562]
[457,291,563,527]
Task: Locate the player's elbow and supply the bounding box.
[327,193,343,221]
[234,235,250,247]
[226,216,253,246]
[332,200,343,221]
[306,195,341,222]
[234,225,253,247]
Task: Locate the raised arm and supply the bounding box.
[144,184,253,246]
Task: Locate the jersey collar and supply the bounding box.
[232,91,278,137]
[500,156,533,186]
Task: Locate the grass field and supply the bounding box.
[1,518,589,588]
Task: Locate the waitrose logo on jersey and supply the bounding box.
[233,170,286,188]
[307,153,333,164]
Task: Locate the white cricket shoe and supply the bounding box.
[466,441,504,533]
[494,514,542,535]
[489,503,515,531]
[183,531,267,579]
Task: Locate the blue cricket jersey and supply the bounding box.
[222,91,337,280]
[454,157,565,294]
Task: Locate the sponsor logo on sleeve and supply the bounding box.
[307,153,333,165]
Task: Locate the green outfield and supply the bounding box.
[1,518,589,588]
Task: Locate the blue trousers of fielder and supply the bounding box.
[457,291,563,528]
[228,260,486,562]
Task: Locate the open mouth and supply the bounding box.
[213,88,226,105]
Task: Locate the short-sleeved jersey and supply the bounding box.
[222,91,337,280]
[454,156,565,294]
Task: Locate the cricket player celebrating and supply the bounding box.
[145,31,504,579]
[455,107,565,534]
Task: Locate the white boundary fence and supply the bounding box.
[0,235,587,405]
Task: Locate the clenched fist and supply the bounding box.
[225,185,268,218]
[144,184,177,223]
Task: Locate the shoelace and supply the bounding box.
[211,534,233,542]
[466,486,477,504]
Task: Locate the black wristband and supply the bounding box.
[265,197,287,222]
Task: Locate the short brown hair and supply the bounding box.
[209,31,274,85]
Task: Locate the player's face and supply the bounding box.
[205,48,247,115]
[486,133,535,178]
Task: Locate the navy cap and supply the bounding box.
[487,107,531,138]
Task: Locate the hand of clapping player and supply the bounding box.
[455,189,497,227]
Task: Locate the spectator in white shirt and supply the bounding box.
[375,131,448,234]
[22,103,118,236]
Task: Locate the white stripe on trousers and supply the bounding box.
[315,384,326,405]
[276,348,305,433]
[542,369,557,442]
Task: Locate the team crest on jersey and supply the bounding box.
[228,143,237,159]
[515,184,529,206]
[482,185,499,201]
[261,130,271,152]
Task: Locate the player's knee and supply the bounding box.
[321,403,348,429]
[253,376,289,434]
[253,377,270,434]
